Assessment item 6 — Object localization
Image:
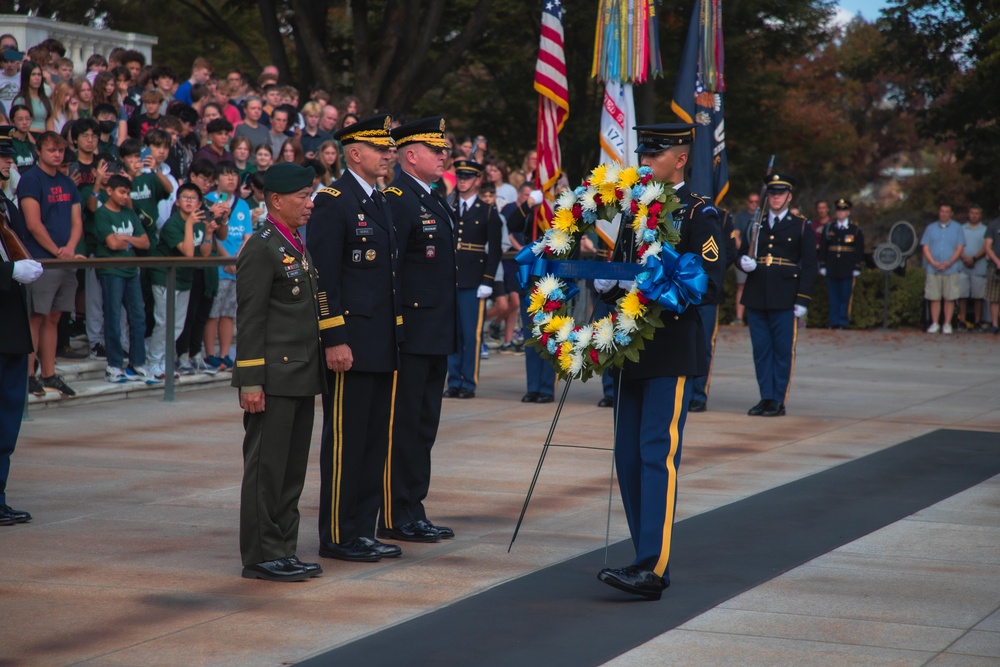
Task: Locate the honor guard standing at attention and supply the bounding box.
[0,127,42,527]
[232,163,325,582]
[689,205,736,413]
[378,117,458,543]
[306,115,405,563]
[818,198,864,329]
[738,173,817,417]
[444,159,502,399]
[594,123,725,600]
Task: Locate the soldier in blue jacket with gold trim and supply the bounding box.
[378,117,458,543]
[737,173,817,417]
[595,123,725,600]
[819,198,864,329]
[444,159,502,399]
[232,163,325,581]
[306,115,405,563]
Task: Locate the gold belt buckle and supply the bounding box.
[765,255,773,267]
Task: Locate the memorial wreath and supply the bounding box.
[515,164,709,381]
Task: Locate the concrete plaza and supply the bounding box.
[2,325,999,666]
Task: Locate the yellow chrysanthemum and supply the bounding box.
[558,342,574,370]
[527,288,547,314]
[590,164,608,186]
[598,180,618,204]
[631,215,645,234]
[636,203,649,221]
[617,166,640,189]
[544,315,573,334]
[621,291,647,319]
[552,207,579,233]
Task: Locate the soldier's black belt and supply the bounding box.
[755,255,798,267]
[828,245,854,253]
[457,243,486,252]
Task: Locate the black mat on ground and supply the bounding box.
[298,429,1000,667]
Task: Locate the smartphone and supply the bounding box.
[217,193,229,203]
[140,147,151,161]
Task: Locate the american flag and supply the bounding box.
[533,0,569,231]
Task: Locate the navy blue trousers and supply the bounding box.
[0,353,28,506]
[612,374,690,579]
[747,308,797,403]
[827,276,853,328]
[447,289,484,392]
[520,294,555,397]
[690,304,719,405]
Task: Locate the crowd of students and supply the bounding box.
[1,35,537,396]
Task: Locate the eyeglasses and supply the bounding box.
[178,195,201,202]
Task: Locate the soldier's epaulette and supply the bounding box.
[259,226,272,239]
[690,193,718,217]
[318,187,341,197]
[383,187,403,197]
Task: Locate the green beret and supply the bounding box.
[263,162,315,194]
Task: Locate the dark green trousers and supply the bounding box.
[240,394,314,567]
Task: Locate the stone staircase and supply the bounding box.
[27,341,233,410]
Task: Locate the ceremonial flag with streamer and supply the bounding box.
[534,0,570,231]
[671,0,729,205]
[592,0,662,248]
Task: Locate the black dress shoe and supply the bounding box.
[748,399,770,416]
[377,521,441,543]
[597,396,614,408]
[598,565,669,600]
[288,555,323,576]
[443,387,460,398]
[357,536,402,558]
[456,389,475,399]
[534,394,554,404]
[688,400,706,413]
[319,538,381,562]
[762,402,786,417]
[0,514,14,526]
[420,518,454,539]
[0,505,31,523]
[242,558,312,582]
[521,392,539,403]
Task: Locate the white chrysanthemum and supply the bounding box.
[640,240,663,265]
[556,320,575,342]
[530,239,545,256]
[603,163,622,187]
[532,324,543,337]
[616,312,639,333]
[639,182,664,206]
[580,189,598,212]
[556,189,577,211]
[548,229,572,254]
[574,324,593,348]
[594,318,616,351]
[537,274,561,298]
[618,186,633,214]
[568,354,584,377]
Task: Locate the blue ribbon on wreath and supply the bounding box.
[514,242,707,313]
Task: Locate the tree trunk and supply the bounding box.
[258,0,294,82]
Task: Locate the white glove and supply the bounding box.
[12,259,43,284]
[852,270,861,277]
[794,305,807,319]
[528,190,543,206]
[739,256,757,272]
[476,284,493,299]
[618,280,634,292]
[819,267,827,277]
[594,279,616,293]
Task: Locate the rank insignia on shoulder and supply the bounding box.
[260,228,271,239]
[319,187,341,197]
[384,187,403,197]
[702,237,720,262]
[282,254,295,264]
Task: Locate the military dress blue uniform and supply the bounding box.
[0,184,34,525]
[689,206,736,411]
[597,123,725,599]
[378,117,459,541]
[445,160,501,397]
[738,174,817,416]
[306,116,405,560]
[819,199,864,329]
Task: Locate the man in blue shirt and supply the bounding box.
[921,204,965,334]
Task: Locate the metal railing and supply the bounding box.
[38,257,236,402]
